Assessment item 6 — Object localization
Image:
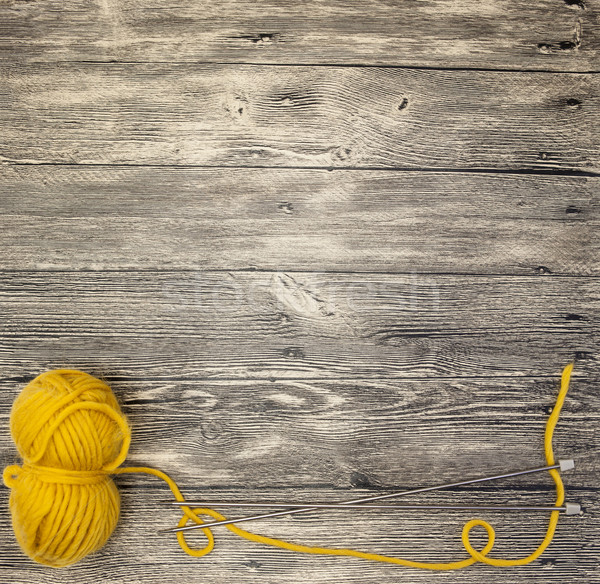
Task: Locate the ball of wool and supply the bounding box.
[2,369,131,567]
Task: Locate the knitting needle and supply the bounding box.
[160,459,575,534]
[166,502,576,513]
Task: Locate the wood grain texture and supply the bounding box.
[0,0,598,72]
[0,271,597,380]
[1,166,597,274]
[0,376,597,583]
[1,63,598,171]
[1,0,599,581]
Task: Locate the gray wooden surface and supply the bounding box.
[0,1,598,583]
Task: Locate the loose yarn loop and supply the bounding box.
[3,364,574,569]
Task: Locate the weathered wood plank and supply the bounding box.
[1,64,598,171]
[1,376,597,582]
[1,166,598,274]
[0,489,595,584]
[0,271,597,379]
[3,377,595,486]
[0,0,598,72]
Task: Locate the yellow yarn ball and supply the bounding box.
[2,369,131,567]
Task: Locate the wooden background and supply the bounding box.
[1,1,599,582]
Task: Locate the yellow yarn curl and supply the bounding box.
[3,363,574,569]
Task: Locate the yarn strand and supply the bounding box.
[115,361,575,570]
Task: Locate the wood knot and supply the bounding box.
[565,205,582,214]
[350,471,376,489]
[244,33,279,44]
[277,201,294,214]
[565,313,584,320]
[201,420,224,441]
[257,33,275,43]
[283,347,305,359]
[224,94,248,122]
[331,146,352,161]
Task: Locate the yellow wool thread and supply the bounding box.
[3,363,574,569]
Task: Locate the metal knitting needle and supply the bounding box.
[166,502,575,513]
[160,459,574,534]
